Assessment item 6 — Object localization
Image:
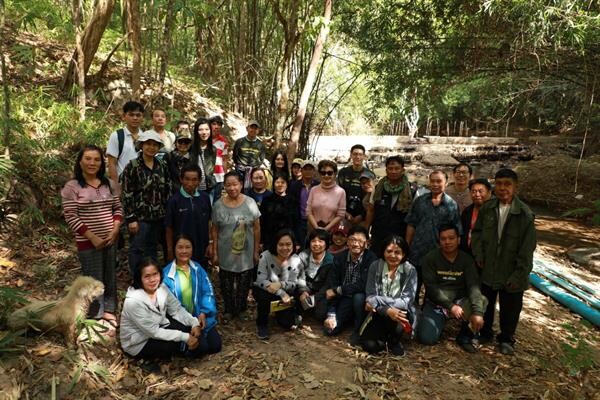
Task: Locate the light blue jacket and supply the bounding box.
[162,260,218,333]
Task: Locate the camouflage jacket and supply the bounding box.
[120,155,172,223]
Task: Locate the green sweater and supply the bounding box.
[471,196,536,292]
[421,248,485,316]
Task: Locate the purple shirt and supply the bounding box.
[300,185,311,219]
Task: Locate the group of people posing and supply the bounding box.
[60,100,536,360]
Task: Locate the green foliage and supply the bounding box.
[0,329,25,356]
[560,322,598,377]
[562,200,600,225]
[64,347,110,393]
[0,287,29,355]
[32,262,58,285]
[338,0,600,134]
[7,0,70,35]
[75,315,109,346]
[0,287,29,326]
[7,87,117,225]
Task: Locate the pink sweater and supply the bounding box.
[61,179,123,251]
[306,184,346,226]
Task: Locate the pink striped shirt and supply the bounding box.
[61,179,123,251]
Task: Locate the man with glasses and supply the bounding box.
[323,225,377,345]
[446,163,474,214]
[337,144,375,225]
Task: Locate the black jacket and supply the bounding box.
[327,249,378,296]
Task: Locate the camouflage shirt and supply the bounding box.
[120,155,172,223]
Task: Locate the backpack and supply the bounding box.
[117,128,125,159]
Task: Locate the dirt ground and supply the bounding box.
[0,214,598,400]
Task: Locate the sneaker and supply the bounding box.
[460,342,477,353]
[389,342,405,356]
[348,332,361,347]
[238,310,251,321]
[499,342,514,355]
[222,313,233,324]
[291,315,303,330]
[257,325,270,340]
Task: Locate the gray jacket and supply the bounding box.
[365,259,418,326]
[120,284,199,356]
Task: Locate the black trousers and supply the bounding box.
[480,283,524,345]
[136,318,222,360]
[253,287,297,329]
[360,313,403,354]
[219,269,253,316]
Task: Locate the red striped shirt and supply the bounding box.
[61,179,123,251]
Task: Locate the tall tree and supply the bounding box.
[72,0,85,121]
[0,0,9,153]
[125,0,142,99]
[271,0,301,149]
[158,0,177,90]
[287,0,332,160]
[63,0,116,91]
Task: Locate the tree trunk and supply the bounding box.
[126,0,142,100]
[158,0,176,90]
[1,0,10,154]
[272,0,300,149]
[63,0,116,91]
[287,0,332,161]
[72,0,86,121]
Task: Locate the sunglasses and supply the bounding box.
[177,139,192,144]
[319,170,335,176]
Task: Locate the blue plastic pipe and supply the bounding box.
[529,273,600,327]
[533,267,600,310]
[533,258,598,295]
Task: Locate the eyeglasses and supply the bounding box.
[454,170,470,175]
[177,139,192,144]
[319,170,335,176]
[348,237,366,245]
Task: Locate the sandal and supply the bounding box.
[102,313,119,329]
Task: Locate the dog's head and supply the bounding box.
[69,276,105,301]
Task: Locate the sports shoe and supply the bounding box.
[257,325,270,340]
[222,313,233,324]
[389,342,405,356]
[238,310,251,321]
[291,315,303,330]
[499,342,514,355]
[460,342,477,353]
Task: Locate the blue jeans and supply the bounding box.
[417,300,473,345]
[128,221,163,274]
[327,293,366,336]
[211,182,223,203]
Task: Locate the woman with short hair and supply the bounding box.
[306,160,346,232]
[120,259,205,359]
[162,235,221,355]
[296,228,334,320]
[253,229,303,339]
[361,235,417,356]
